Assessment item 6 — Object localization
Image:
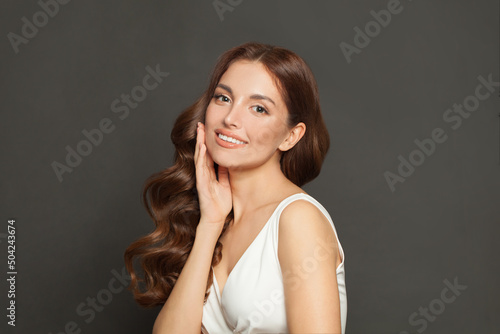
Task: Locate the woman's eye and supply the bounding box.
[252,105,267,114]
[214,94,230,103]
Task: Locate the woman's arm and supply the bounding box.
[152,221,223,334]
[153,122,232,333]
[278,199,342,334]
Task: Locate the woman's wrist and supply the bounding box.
[196,219,225,239]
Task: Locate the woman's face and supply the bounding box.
[205,60,292,171]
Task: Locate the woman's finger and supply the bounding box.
[198,123,216,181]
[194,123,200,166]
[195,123,206,183]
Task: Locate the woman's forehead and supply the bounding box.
[218,61,286,106]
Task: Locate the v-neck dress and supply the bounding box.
[201,193,347,334]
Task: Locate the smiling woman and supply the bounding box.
[124,42,347,334]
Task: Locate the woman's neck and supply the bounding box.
[226,155,300,226]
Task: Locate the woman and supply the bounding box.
[124,42,347,334]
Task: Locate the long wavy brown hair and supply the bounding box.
[124,42,330,307]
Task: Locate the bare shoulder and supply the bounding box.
[279,198,333,238]
[278,198,340,268]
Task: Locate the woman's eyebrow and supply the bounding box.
[216,83,276,106]
[249,94,275,106]
[216,83,232,93]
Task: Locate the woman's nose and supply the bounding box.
[223,101,243,128]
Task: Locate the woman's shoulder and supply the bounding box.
[276,192,342,270]
[278,193,331,231]
[269,183,334,237]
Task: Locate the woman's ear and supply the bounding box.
[279,122,306,152]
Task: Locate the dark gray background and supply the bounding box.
[1,0,499,333]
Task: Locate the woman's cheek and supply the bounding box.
[254,126,278,145]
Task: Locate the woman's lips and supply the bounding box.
[215,129,247,143]
[214,131,247,148]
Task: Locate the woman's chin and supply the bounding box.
[213,158,231,169]
[208,148,232,168]
[212,157,239,171]
[209,149,252,171]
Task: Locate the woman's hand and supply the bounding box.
[194,122,232,229]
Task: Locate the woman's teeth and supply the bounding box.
[218,133,245,145]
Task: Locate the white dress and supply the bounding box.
[201,193,347,334]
